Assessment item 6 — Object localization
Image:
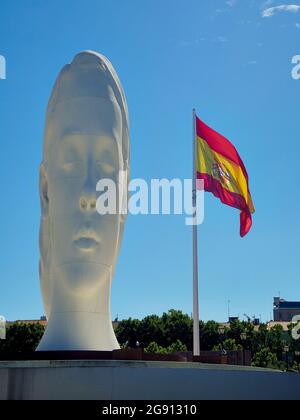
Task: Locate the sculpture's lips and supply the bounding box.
[73,231,100,250]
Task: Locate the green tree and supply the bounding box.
[251,324,268,354]
[213,338,242,352]
[0,322,44,353]
[266,325,284,359]
[287,323,300,353]
[252,347,279,369]
[167,339,187,353]
[227,320,254,349]
[161,310,193,349]
[144,342,168,354]
[200,320,221,351]
[139,315,164,348]
[115,318,141,348]
[144,339,187,354]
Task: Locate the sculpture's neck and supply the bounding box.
[36,268,119,351]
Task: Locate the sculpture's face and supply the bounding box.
[44,98,123,297]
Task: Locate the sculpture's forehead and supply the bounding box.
[59,133,119,155]
[44,97,122,156]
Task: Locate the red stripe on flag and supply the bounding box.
[196,116,249,182]
[197,172,252,237]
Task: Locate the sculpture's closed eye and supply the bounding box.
[62,161,83,175]
[96,161,116,176]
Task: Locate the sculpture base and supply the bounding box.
[0,359,299,400]
[0,349,250,365]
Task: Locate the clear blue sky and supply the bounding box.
[0,0,299,323]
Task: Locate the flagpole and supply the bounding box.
[192,108,200,356]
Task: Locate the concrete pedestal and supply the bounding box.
[0,360,299,400]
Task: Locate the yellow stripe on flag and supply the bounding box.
[197,135,252,208]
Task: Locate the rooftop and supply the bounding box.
[277,301,300,309]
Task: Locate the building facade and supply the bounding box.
[273,297,300,322]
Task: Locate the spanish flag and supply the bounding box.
[196,115,255,237]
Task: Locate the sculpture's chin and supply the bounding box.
[56,261,111,297]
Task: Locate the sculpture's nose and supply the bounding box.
[79,195,97,212]
[79,158,97,212]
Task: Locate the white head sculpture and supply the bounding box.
[36,51,129,351]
